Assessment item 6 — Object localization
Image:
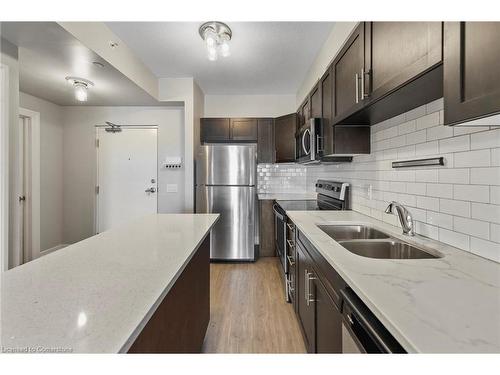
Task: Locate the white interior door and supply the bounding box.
[97,127,158,233]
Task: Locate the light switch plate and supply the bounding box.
[166,184,178,193]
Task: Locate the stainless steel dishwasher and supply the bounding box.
[340,288,406,353]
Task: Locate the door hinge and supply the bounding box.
[96,139,99,148]
[95,186,99,194]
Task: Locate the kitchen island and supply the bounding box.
[287,210,500,353]
[1,214,219,353]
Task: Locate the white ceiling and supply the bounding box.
[106,22,334,95]
[1,22,162,106]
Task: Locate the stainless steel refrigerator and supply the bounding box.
[195,144,256,261]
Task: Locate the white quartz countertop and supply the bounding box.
[1,214,219,353]
[286,210,500,353]
[257,192,317,201]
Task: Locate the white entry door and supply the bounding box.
[97,127,158,233]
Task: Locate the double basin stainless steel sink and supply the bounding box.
[317,224,441,260]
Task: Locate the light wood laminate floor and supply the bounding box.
[202,257,306,353]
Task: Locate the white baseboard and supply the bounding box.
[40,243,69,256]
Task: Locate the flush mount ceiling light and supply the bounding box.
[65,76,94,102]
[199,21,232,61]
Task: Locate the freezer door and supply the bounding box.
[196,185,256,261]
[196,144,256,186]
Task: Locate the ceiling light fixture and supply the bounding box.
[65,76,94,102]
[199,21,232,61]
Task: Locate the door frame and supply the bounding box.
[94,125,159,234]
[0,64,9,271]
[17,108,41,263]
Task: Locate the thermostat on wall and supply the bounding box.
[164,157,182,169]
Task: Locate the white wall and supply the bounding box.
[1,37,20,269]
[296,22,357,106]
[19,92,64,252]
[204,95,296,118]
[62,105,185,244]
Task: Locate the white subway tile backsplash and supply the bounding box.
[415,141,439,156]
[439,228,470,251]
[416,112,440,130]
[454,149,491,168]
[427,125,454,141]
[439,135,470,153]
[440,199,471,217]
[470,167,500,185]
[426,183,453,198]
[415,170,439,183]
[453,217,490,239]
[417,196,440,210]
[453,184,490,203]
[470,237,500,262]
[491,148,500,166]
[296,102,500,262]
[470,128,500,150]
[426,211,453,230]
[398,120,416,135]
[438,169,469,184]
[490,224,500,243]
[471,203,500,224]
[491,186,500,204]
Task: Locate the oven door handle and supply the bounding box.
[272,203,285,221]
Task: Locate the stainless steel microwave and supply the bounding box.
[295,118,323,164]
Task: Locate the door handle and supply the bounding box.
[145,187,156,193]
[19,196,26,202]
[306,271,317,306]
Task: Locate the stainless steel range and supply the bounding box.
[273,180,350,303]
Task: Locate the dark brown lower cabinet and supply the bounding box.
[296,241,315,353]
[259,200,275,257]
[296,237,343,353]
[128,235,210,353]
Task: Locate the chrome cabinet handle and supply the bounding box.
[306,271,317,306]
[287,223,295,231]
[355,73,359,104]
[287,254,295,267]
[286,277,294,293]
[145,187,156,193]
[304,269,309,303]
[347,313,354,325]
[360,68,365,101]
[286,239,295,249]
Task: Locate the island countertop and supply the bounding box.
[286,210,500,353]
[1,214,219,353]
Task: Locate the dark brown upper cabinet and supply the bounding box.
[310,82,322,119]
[257,118,274,163]
[300,98,311,127]
[332,22,366,124]
[200,118,257,143]
[230,118,258,141]
[274,113,297,163]
[444,22,500,125]
[366,22,442,103]
[331,22,443,126]
[200,118,230,142]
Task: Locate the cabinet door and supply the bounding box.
[367,22,442,102]
[296,242,315,353]
[314,276,342,353]
[274,113,297,163]
[257,118,274,163]
[230,118,258,141]
[310,83,322,118]
[332,23,366,122]
[258,200,275,257]
[301,99,311,126]
[320,67,334,155]
[201,118,230,142]
[444,22,500,125]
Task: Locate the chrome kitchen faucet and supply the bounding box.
[385,201,415,236]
